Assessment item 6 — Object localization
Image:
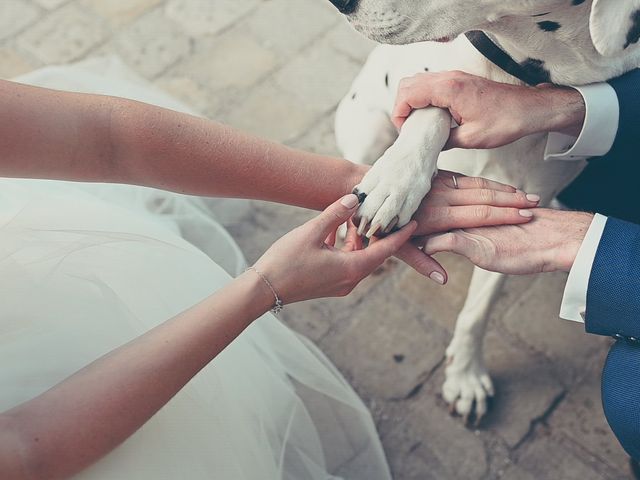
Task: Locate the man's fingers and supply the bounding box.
[395,242,448,283]
[446,189,540,208]
[310,194,360,242]
[415,206,533,236]
[423,232,466,257]
[391,103,412,130]
[444,125,471,150]
[358,221,417,266]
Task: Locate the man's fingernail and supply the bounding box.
[340,194,359,209]
[429,271,445,285]
[519,209,534,218]
[526,194,541,203]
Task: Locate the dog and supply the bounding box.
[327,0,640,422]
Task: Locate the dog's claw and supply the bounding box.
[383,216,399,234]
[357,217,369,236]
[366,223,381,238]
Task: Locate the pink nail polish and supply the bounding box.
[340,194,358,209]
[430,272,445,285]
[526,194,541,203]
[519,209,534,218]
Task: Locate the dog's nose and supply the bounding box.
[326,0,359,14]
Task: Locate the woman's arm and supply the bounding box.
[0,79,359,211]
[0,195,415,480]
[1,272,273,480]
[0,79,537,280]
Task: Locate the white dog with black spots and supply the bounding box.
[328,0,640,422]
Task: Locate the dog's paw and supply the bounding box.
[352,148,436,238]
[443,340,494,425]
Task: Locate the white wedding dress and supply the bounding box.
[0,58,391,480]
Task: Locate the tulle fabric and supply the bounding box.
[0,58,391,480]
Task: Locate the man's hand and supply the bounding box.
[389,169,540,284]
[392,71,586,150]
[422,209,594,275]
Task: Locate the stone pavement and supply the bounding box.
[0,1,632,478]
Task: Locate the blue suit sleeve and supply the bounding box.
[585,217,640,338]
[558,70,640,223]
[601,341,640,461]
[588,217,640,461]
[608,69,640,159]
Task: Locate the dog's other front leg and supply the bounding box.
[444,267,506,424]
[353,106,450,237]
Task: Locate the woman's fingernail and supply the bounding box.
[519,209,534,218]
[340,194,359,209]
[526,194,541,203]
[429,271,445,285]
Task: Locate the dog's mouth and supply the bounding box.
[348,18,412,44]
[349,21,454,45]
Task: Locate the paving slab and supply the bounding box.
[17,3,107,63]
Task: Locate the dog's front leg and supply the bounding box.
[353,106,450,237]
[444,267,506,424]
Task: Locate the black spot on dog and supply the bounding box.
[625,10,640,49]
[537,20,561,32]
[351,92,357,100]
[520,58,551,84]
[572,0,586,5]
[385,72,389,87]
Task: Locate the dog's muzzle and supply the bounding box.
[326,0,358,14]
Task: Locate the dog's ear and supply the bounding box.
[590,0,640,56]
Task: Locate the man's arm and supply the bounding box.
[583,217,640,339]
[558,69,640,223]
[607,69,640,159]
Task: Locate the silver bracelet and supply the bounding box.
[246,267,284,314]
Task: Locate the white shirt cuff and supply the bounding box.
[560,214,608,323]
[544,83,619,161]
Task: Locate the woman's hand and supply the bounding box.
[391,71,585,149]
[422,209,594,275]
[412,170,540,236]
[253,194,417,304]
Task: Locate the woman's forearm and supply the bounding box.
[0,80,363,211]
[114,101,363,210]
[0,272,274,480]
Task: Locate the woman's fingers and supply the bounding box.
[395,242,448,284]
[310,194,360,242]
[445,189,540,208]
[437,172,518,193]
[342,219,363,252]
[357,221,417,267]
[325,229,337,247]
[415,205,533,236]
